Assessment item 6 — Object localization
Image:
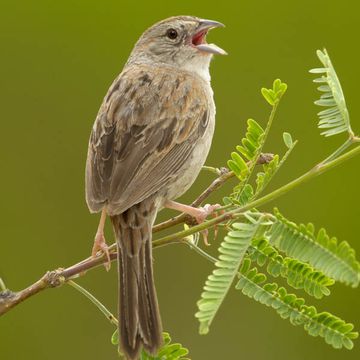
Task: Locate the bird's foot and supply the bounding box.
[194,204,222,246]
[92,232,111,271]
[164,200,223,246]
[193,203,221,224]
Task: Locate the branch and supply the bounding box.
[68,280,118,326]
[0,144,358,317]
[153,167,235,233]
[0,235,183,316]
[145,144,360,246]
[153,154,273,233]
[0,166,240,316]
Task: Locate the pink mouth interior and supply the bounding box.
[192,30,208,46]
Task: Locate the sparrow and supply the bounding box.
[85,15,226,359]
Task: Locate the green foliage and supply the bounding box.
[261,78,288,106]
[111,328,119,345]
[255,155,279,195]
[248,237,334,299]
[227,81,293,206]
[236,258,358,350]
[228,133,296,206]
[111,330,190,360]
[238,184,254,205]
[227,118,264,181]
[269,209,360,287]
[310,49,352,137]
[283,132,293,148]
[195,57,360,353]
[197,69,359,352]
[246,132,296,198]
[195,219,267,334]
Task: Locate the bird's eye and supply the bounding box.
[166,28,178,40]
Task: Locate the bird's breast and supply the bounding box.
[161,96,216,202]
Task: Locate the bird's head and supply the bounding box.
[127,16,226,80]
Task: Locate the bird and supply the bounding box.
[85,15,226,359]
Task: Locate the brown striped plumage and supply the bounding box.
[85,16,225,359]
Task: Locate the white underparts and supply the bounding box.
[181,54,212,83]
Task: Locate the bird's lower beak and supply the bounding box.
[192,19,227,55]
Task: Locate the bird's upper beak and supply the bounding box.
[191,19,227,55]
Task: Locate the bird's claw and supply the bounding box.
[92,232,111,271]
[195,204,222,246]
[194,203,221,223]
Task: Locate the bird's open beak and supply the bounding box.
[191,19,227,55]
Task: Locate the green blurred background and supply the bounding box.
[1,0,359,359]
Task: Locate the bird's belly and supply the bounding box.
[163,114,215,201]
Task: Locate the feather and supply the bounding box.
[85,64,211,215]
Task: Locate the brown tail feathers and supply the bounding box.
[111,200,162,360]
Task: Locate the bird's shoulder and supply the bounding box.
[92,63,212,140]
[105,64,210,114]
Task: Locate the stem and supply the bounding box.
[0,278,7,292]
[253,141,298,200]
[0,271,66,315]
[202,166,222,175]
[153,144,360,245]
[1,143,359,317]
[320,137,354,165]
[68,280,118,326]
[153,169,235,233]
[185,240,217,263]
[238,143,360,211]
[153,212,241,246]
[153,155,272,234]
[264,103,279,144]
[239,103,279,193]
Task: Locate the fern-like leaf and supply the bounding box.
[227,118,264,182]
[248,237,334,298]
[255,155,279,195]
[268,209,360,287]
[195,220,267,334]
[254,132,296,197]
[111,331,190,360]
[261,79,288,106]
[310,49,352,137]
[236,259,358,349]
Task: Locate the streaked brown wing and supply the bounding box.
[85,64,210,215]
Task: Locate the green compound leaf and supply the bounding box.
[111,331,190,360]
[261,79,288,106]
[227,118,264,183]
[310,49,352,137]
[111,328,119,345]
[261,88,276,106]
[228,152,248,179]
[238,184,254,205]
[269,209,360,287]
[248,237,334,299]
[236,259,358,349]
[195,219,269,334]
[235,118,264,162]
[226,119,266,205]
[255,155,279,195]
[283,132,293,148]
[255,135,297,197]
